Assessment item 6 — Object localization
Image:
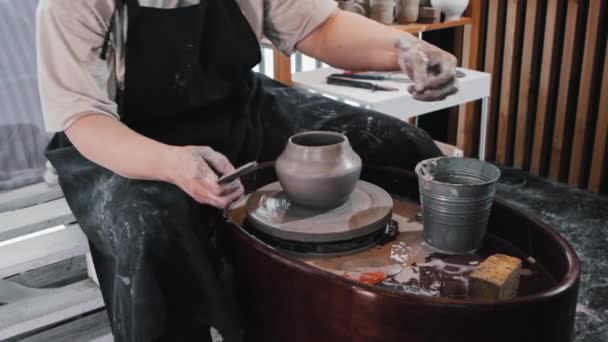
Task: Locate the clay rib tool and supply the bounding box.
[326,75,399,92]
[218,161,258,184]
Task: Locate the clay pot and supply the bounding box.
[369,0,396,24]
[396,0,420,24]
[431,0,469,21]
[337,0,367,16]
[275,131,362,210]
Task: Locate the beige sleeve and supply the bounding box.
[36,0,119,133]
[263,0,337,55]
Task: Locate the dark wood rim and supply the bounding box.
[225,163,581,307]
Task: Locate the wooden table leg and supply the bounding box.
[479,96,490,161]
[273,47,293,86]
[457,0,482,157]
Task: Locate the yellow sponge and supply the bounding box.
[468,254,522,300]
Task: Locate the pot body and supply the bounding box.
[275,131,362,210]
[396,0,420,24]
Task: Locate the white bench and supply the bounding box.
[0,182,109,341]
[0,180,224,342]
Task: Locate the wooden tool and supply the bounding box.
[218,161,258,185]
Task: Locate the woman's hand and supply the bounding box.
[395,35,458,101]
[168,146,244,209]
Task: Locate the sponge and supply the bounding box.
[468,254,522,300]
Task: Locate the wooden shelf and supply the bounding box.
[392,17,473,34]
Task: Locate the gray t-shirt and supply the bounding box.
[36,0,337,132]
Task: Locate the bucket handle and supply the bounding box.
[416,158,439,178]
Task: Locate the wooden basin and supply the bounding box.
[218,164,580,342]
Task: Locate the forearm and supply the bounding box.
[65,114,177,182]
[296,10,410,71]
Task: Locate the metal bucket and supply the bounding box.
[415,157,501,254]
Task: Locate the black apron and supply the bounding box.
[45,1,444,341]
[121,0,262,161]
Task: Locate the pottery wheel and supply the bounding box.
[246,181,393,243]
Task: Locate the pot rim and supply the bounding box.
[225,163,581,308]
[288,131,348,148]
[415,157,502,187]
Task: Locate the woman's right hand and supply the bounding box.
[167,146,244,209]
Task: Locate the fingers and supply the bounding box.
[197,146,235,175]
[405,49,430,93]
[396,35,459,97]
[222,183,245,204]
[420,52,457,90]
[188,181,244,209]
[396,36,428,92]
[220,179,243,196]
[197,182,244,209]
[194,158,223,196]
[394,35,414,50]
[191,164,244,208]
[422,73,456,92]
[190,146,243,208]
[177,146,245,209]
[408,82,458,102]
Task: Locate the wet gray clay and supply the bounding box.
[275,131,362,210]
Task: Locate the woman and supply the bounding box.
[36,0,457,340]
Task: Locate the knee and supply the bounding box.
[84,177,193,244]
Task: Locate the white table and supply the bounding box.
[292,67,492,160]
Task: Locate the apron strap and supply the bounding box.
[100,0,131,60]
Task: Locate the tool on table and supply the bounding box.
[326,75,399,92]
[331,73,412,83]
[218,161,258,184]
[333,69,464,84]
